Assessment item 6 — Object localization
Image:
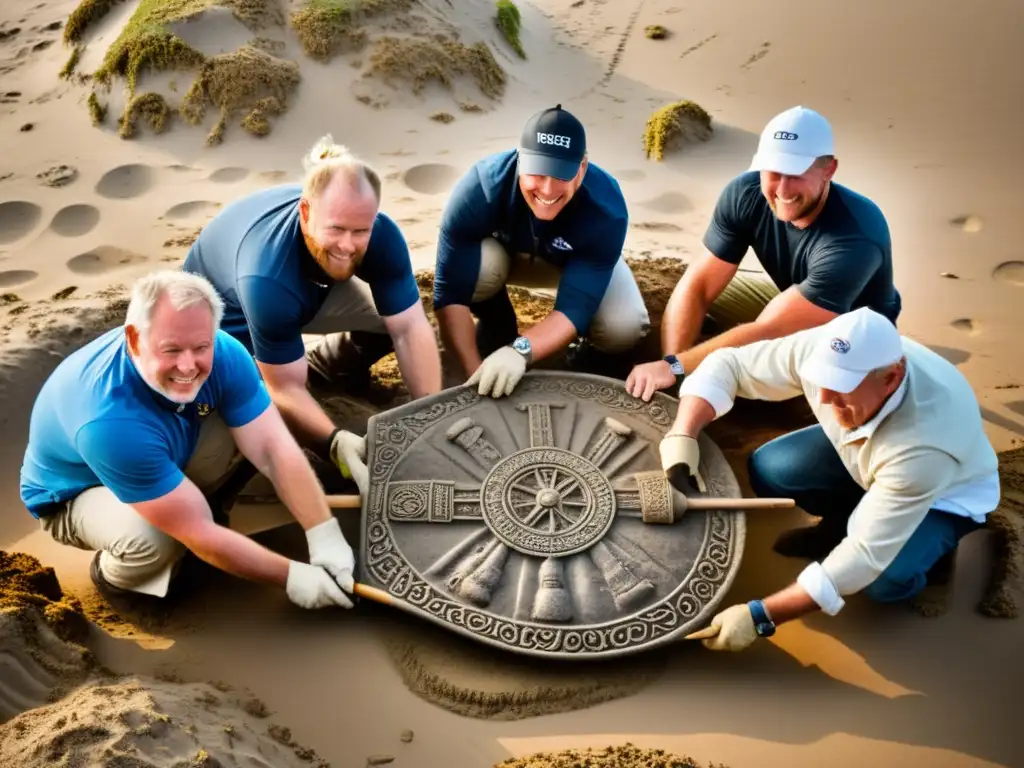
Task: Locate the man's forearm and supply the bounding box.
[183,522,292,588]
[669,395,717,436]
[662,274,711,355]
[523,311,578,362]
[762,582,821,625]
[393,319,443,399]
[262,440,334,531]
[267,383,336,452]
[437,305,482,379]
[679,320,776,377]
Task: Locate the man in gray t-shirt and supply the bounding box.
[626,106,902,402]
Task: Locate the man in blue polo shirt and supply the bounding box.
[183,135,441,473]
[626,106,902,402]
[20,270,366,611]
[432,104,651,398]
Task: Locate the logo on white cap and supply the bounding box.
[830,337,851,354]
[798,308,902,394]
[749,106,834,177]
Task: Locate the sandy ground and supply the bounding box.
[1,0,1022,766]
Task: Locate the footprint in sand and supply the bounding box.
[992,260,1024,287]
[0,269,37,288]
[209,167,249,183]
[49,204,100,237]
[631,221,683,232]
[950,214,983,233]
[402,163,460,195]
[259,170,289,183]
[95,164,156,200]
[638,191,691,215]
[167,164,200,173]
[951,318,982,336]
[67,246,148,276]
[162,201,221,220]
[0,200,42,244]
[613,169,646,182]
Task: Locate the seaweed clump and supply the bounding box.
[642,100,713,161]
[118,92,172,138]
[496,743,727,768]
[495,0,526,59]
[64,0,127,45]
[290,0,413,61]
[180,44,300,145]
[366,37,506,101]
[645,24,668,39]
[59,45,82,79]
[87,92,107,124]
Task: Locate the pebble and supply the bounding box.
[400,730,414,743]
[367,756,395,766]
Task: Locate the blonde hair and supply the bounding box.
[125,270,225,336]
[301,134,381,203]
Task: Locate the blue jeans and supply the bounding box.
[748,425,984,603]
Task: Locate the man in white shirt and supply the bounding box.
[659,307,1000,651]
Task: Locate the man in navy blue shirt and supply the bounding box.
[626,106,902,403]
[20,271,366,612]
[183,135,441,472]
[432,105,651,398]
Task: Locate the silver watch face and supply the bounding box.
[513,337,531,355]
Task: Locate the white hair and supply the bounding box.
[124,270,224,336]
[301,133,381,203]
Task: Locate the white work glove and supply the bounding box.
[330,429,369,497]
[467,345,527,398]
[688,603,758,651]
[306,516,355,593]
[285,561,354,609]
[659,432,701,490]
[626,360,678,402]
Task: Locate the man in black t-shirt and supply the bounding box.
[626,106,902,402]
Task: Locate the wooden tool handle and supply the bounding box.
[353,582,393,605]
[686,496,795,510]
[684,626,719,641]
[325,494,362,509]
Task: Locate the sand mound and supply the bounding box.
[0,676,332,768]
[496,744,726,768]
[0,550,93,722]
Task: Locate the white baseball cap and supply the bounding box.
[798,307,904,393]
[749,106,834,176]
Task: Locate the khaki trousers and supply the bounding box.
[40,413,241,598]
[301,275,388,335]
[703,271,781,331]
[472,237,651,353]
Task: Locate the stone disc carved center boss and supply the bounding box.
[361,373,747,660]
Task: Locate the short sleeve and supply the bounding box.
[211,332,273,427]
[236,274,308,365]
[702,175,754,264]
[798,238,883,314]
[75,419,184,504]
[363,215,421,317]
[432,166,499,311]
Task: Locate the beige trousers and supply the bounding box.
[40,413,241,598]
[301,275,388,335]
[472,237,651,353]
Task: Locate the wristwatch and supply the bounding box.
[511,336,533,365]
[663,354,685,387]
[747,599,776,638]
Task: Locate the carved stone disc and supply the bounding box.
[358,371,747,660]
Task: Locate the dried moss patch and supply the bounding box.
[290,0,413,61]
[179,45,300,144]
[118,92,172,138]
[642,100,713,161]
[58,45,82,79]
[644,24,668,39]
[495,0,525,59]
[366,37,506,100]
[92,0,276,94]
[87,92,106,124]
[496,744,727,767]
[64,0,126,45]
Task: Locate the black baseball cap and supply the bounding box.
[517,104,586,181]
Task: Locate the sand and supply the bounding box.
[0,0,1022,765]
